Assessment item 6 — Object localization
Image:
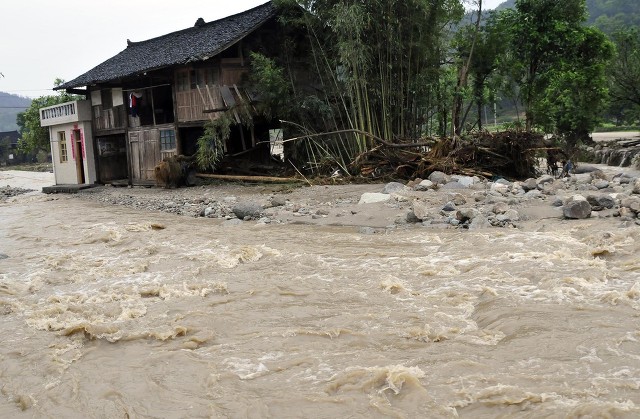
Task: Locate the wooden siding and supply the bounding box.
[127,125,176,181]
[94,105,126,131]
[176,85,226,123]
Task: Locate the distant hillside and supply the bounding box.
[493,0,640,31]
[0,92,31,131]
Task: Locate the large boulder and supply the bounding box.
[232,201,264,220]
[621,196,640,213]
[521,178,539,192]
[563,200,592,219]
[411,200,432,220]
[456,208,480,223]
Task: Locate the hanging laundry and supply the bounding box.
[129,91,143,117]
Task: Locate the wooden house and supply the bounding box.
[43,1,293,185]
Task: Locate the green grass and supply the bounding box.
[0,163,53,172]
[594,125,640,132]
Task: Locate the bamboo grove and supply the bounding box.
[242,0,618,176]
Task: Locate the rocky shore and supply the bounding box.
[0,186,35,202]
[54,165,640,232]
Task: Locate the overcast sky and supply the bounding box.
[0,0,505,99]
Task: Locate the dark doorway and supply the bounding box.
[74,130,85,184]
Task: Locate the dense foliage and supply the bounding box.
[252,0,616,167]
[608,28,640,124]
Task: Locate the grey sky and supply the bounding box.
[0,0,505,98]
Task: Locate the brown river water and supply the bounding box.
[1,190,639,418]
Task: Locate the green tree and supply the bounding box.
[16,79,80,154]
[496,0,612,147]
[453,9,505,131]
[275,0,464,142]
[534,27,613,147]
[608,27,640,123]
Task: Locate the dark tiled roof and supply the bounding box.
[58,2,276,89]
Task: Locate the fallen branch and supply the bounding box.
[195,174,303,184]
[279,121,438,149]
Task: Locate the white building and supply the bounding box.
[39,100,97,185]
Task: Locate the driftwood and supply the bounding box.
[350,131,546,180]
[196,174,303,183]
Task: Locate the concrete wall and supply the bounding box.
[49,122,97,185]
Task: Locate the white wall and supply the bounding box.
[49,122,97,185]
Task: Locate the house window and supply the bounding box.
[58,132,68,163]
[176,71,189,92]
[205,67,219,86]
[160,129,176,151]
[190,69,205,90]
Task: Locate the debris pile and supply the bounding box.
[352,131,545,181]
[1,186,34,202]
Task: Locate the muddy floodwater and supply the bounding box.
[1,188,640,418]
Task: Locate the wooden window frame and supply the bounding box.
[160,129,176,151]
[58,131,68,163]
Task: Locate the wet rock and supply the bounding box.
[573,165,603,176]
[0,254,8,260]
[594,179,610,190]
[448,193,467,206]
[358,227,377,235]
[406,211,421,223]
[442,201,457,212]
[472,191,487,202]
[587,195,615,210]
[414,179,434,191]
[411,200,431,220]
[441,181,467,190]
[358,193,391,204]
[456,208,480,222]
[383,182,407,194]
[621,197,640,213]
[619,207,636,219]
[222,219,243,226]
[270,196,287,207]
[572,173,594,185]
[537,175,555,187]
[499,209,520,222]
[563,200,592,219]
[468,214,489,229]
[428,171,450,185]
[451,175,478,188]
[490,183,509,195]
[232,202,264,220]
[406,178,423,189]
[492,202,509,214]
[524,190,543,199]
[614,174,635,185]
[522,178,538,191]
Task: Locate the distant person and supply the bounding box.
[560,160,574,178]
